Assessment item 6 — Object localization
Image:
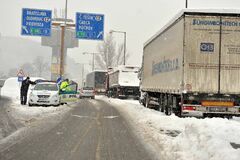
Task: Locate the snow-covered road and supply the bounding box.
[101,96,240,160]
[1,77,240,160]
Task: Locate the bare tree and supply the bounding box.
[0,71,7,79]
[7,68,18,77]
[95,33,130,70]
[20,63,35,76]
[32,56,49,77]
[95,34,116,70]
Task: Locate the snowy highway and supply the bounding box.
[0,95,240,159]
[0,99,152,160]
[0,77,240,160]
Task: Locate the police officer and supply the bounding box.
[20,77,36,105]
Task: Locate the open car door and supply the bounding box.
[60,81,79,104]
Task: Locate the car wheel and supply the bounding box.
[28,103,33,107]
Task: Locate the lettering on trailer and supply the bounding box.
[152,57,179,75]
[22,8,52,36]
[189,63,240,70]
[192,19,240,27]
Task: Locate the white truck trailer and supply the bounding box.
[141,9,240,117]
[86,70,107,94]
[107,66,140,99]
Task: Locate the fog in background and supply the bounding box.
[1,0,240,80]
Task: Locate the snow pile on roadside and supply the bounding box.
[1,77,70,126]
[100,97,240,160]
[1,77,22,100]
[8,102,70,124]
[1,77,43,100]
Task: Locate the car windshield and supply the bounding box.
[34,84,58,91]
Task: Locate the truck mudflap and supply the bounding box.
[182,104,240,117]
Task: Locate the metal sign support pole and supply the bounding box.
[59,0,68,77]
[60,25,66,76]
[123,32,126,65]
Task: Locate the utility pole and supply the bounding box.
[186,0,188,8]
[52,0,75,78]
[82,64,85,87]
[82,52,101,71]
[59,0,68,77]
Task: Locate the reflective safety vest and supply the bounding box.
[60,81,70,91]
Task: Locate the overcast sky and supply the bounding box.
[1,0,240,67]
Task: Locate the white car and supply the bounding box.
[79,87,95,99]
[28,82,60,106]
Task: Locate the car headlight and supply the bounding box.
[52,94,59,99]
[30,92,36,98]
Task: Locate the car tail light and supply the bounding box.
[182,106,196,111]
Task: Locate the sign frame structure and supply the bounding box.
[76,12,104,40]
[21,8,52,37]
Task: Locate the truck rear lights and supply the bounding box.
[182,106,196,111]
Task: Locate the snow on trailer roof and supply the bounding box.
[92,70,107,73]
[109,65,140,74]
[144,9,240,48]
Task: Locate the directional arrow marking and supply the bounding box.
[97,31,103,38]
[22,26,29,34]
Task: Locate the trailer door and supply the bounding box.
[220,16,240,94]
[184,15,221,93]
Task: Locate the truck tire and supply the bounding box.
[159,95,164,112]
[160,105,164,112]
[165,105,172,115]
[145,94,150,108]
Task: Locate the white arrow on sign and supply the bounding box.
[22,26,29,34]
[97,31,103,38]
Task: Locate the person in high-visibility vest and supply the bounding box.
[60,79,70,92]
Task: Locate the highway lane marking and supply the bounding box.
[71,114,94,119]
[95,113,101,160]
[103,116,119,119]
[72,114,119,119]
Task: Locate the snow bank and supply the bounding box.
[8,102,70,123]
[0,77,71,141]
[1,77,70,121]
[1,77,43,100]
[99,96,240,160]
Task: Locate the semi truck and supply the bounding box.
[86,70,106,94]
[140,9,240,118]
[106,65,140,99]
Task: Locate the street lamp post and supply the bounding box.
[76,63,89,87]
[109,30,126,65]
[82,52,101,71]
